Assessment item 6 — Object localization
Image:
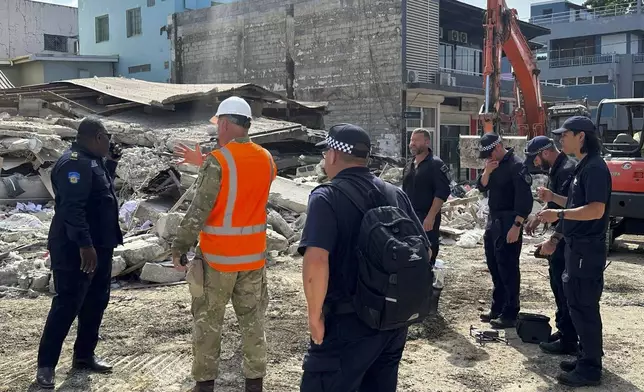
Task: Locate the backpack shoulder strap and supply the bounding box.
[325,179,369,215]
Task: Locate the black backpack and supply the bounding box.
[320,177,433,331]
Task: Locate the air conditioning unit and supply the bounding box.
[439,27,443,39]
[439,72,451,86]
[460,32,468,44]
[407,70,418,83]
[450,76,456,86]
[450,30,460,42]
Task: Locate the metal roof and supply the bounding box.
[60,77,328,110]
[0,70,15,90]
[599,98,644,105]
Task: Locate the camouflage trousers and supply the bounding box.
[190,260,269,381]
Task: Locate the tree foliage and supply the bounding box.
[582,0,635,9]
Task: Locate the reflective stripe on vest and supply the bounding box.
[202,146,275,235]
[203,251,267,265]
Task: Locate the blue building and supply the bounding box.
[529,0,644,130]
[78,0,216,82]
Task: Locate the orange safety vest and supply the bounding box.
[199,141,277,272]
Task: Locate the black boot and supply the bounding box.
[548,331,562,343]
[490,316,517,329]
[72,355,113,373]
[539,340,579,355]
[480,311,499,323]
[560,359,578,372]
[245,378,263,392]
[35,367,55,389]
[192,380,214,392]
[557,370,601,387]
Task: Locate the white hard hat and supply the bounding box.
[211,96,252,124]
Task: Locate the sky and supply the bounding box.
[40,0,586,19]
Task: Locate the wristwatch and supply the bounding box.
[557,210,566,220]
[513,221,523,228]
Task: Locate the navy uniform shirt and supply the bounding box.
[48,143,123,258]
[547,153,577,232]
[298,167,426,305]
[476,148,533,219]
[563,154,612,239]
[402,152,451,225]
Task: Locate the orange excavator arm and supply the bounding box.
[480,0,547,138]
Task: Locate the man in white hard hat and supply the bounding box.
[172,96,276,392]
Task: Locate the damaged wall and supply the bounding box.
[173,0,403,156]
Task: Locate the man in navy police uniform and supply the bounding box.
[402,128,451,264]
[35,117,123,389]
[537,116,611,388]
[524,136,579,356]
[298,124,429,392]
[476,133,533,329]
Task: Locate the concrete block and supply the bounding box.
[156,213,185,239]
[114,240,166,267]
[49,274,56,294]
[139,262,186,283]
[30,270,51,292]
[459,135,528,169]
[266,229,288,252]
[111,256,127,277]
[269,177,314,213]
[267,210,295,240]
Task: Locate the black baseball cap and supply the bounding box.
[552,116,596,135]
[525,136,555,156]
[316,123,371,158]
[478,133,502,159]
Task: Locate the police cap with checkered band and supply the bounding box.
[478,132,502,159]
[524,135,555,157]
[316,123,371,158]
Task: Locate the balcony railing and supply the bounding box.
[635,53,644,63]
[528,3,640,26]
[548,53,619,68]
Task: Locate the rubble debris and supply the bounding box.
[139,262,186,283]
[269,177,315,214]
[267,210,295,240]
[156,212,185,240]
[0,213,46,232]
[114,237,167,267]
[266,229,289,253]
[456,229,485,249]
[112,256,127,277]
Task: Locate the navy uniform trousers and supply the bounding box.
[549,238,577,343]
[300,312,408,392]
[563,238,605,379]
[483,214,522,319]
[37,246,114,368]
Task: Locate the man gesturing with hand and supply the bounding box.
[36,118,123,389]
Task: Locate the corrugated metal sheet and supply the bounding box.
[60,77,328,110]
[405,0,439,84]
[0,70,15,90]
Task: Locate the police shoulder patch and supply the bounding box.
[439,163,450,174]
[68,171,80,184]
[524,173,533,185]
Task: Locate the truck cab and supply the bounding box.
[597,98,644,252]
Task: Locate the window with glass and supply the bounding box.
[440,43,481,74]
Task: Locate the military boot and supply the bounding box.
[490,316,516,329]
[479,311,499,323]
[560,359,578,372]
[245,377,263,392]
[192,380,214,392]
[35,367,55,389]
[557,370,601,387]
[539,340,579,356]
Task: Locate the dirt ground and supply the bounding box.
[1,234,644,392]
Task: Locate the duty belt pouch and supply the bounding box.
[516,312,551,344]
[186,257,204,298]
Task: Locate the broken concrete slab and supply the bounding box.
[267,210,295,240]
[0,213,46,232]
[0,120,77,138]
[30,270,51,292]
[111,256,127,277]
[292,213,307,231]
[269,177,314,214]
[266,229,289,252]
[114,239,167,267]
[139,262,185,283]
[156,212,185,240]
